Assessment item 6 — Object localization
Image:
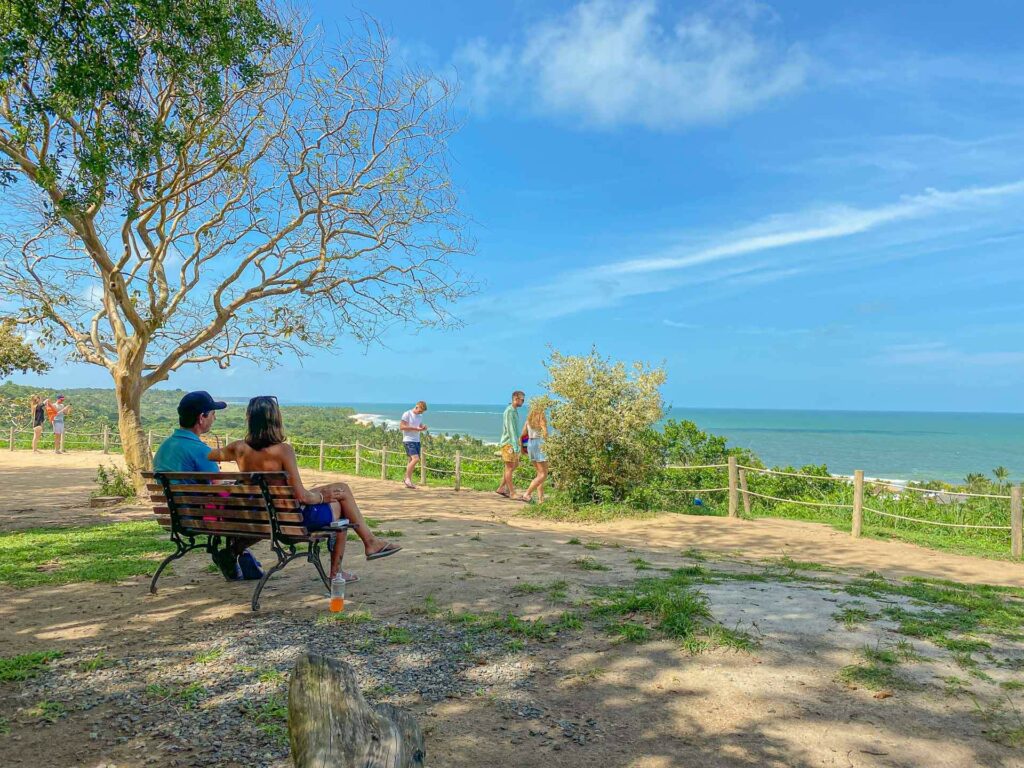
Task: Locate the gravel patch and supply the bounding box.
[9,612,539,767]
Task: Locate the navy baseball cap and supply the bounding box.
[177,391,227,419]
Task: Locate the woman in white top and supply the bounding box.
[519,402,549,503]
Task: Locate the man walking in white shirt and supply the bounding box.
[401,401,428,489]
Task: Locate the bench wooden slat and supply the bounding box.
[176,520,274,536]
[168,494,273,508]
[143,471,289,481]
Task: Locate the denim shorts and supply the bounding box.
[527,438,546,463]
[301,502,334,530]
[404,441,421,457]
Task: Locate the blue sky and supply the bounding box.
[12,0,1024,411]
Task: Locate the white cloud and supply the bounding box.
[510,179,1024,320]
[598,180,1024,277]
[454,0,807,129]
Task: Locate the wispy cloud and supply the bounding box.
[453,0,807,129]
[502,179,1024,320]
[599,181,1024,277]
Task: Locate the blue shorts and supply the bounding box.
[301,502,334,530]
[527,438,547,463]
[404,441,421,457]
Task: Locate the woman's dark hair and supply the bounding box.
[245,396,285,450]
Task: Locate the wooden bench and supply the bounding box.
[143,470,349,610]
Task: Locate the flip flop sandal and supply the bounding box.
[495,490,511,498]
[343,572,360,584]
[366,542,403,561]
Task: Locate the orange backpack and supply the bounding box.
[45,402,58,423]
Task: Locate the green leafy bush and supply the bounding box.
[93,464,136,499]
[543,347,665,502]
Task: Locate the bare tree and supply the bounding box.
[0,13,471,480]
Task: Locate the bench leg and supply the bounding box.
[150,539,195,595]
[309,540,330,590]
[251,548,305,611]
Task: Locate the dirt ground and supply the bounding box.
[2,451,1023,768]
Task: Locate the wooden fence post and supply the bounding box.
[738,468,751,516]
[727,456,738,518]
[102,425,109,454]
[8,426,14,451]
[1012,485,1023,558]
[355,442,362,475]
[420,449,427,486]
[380,445,387,480]
[454,450,462,491]
[148,429,154,456]
[851,470,864,538]
[318,440,325,472]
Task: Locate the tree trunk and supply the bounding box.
[114,370,151,492]
[288,651,425,768]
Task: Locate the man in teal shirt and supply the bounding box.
[153,391,261,581]
[496,390,525,498]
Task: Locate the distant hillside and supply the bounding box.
[0,382,488,454]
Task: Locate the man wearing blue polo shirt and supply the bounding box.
[153,391,262,581]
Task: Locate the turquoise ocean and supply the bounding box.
[301,403,1024,485]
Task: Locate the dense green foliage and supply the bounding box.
[0,320,48,378]
[544,348,666,502]
[0,0,286,204]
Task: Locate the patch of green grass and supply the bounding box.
[566,538,582,545]
[22,700,67,723]
[316,610,374,626]
[769,555,835,572]
[257,668,285,685]
[364,683,396,698]
[505,639,525,653]
[682,548,707,561]
[521,498,660,524]
[546,580,569,601]
[0,716,8,736]
[839,663,914,691]
[145,683,173,699]
[609,621,651,642]
[469,533,482,542]
[0,522,173,587]
[845,574,1024,656]
[0,651,62,682]
[512,582,545,595]
[205,564,220,574]
[583,541,603,551]
[410,595,439,617]
[630,557,653,571]
[379,530,404,538]
[943,676,970,696]
[416,518,437,523]
[380,626,413,644]
[590,569,755,652]
[193,647,225,664]
[176,682,208,710]
[79,653,114,672]
[1000,680,1024,691]
[833,605,876,630]
[573,557,609,572]
[243,694,288,745]
[554,611,584,631]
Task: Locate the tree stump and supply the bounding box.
[288,651,425,767]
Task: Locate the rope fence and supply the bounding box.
[5,426,1023,557]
